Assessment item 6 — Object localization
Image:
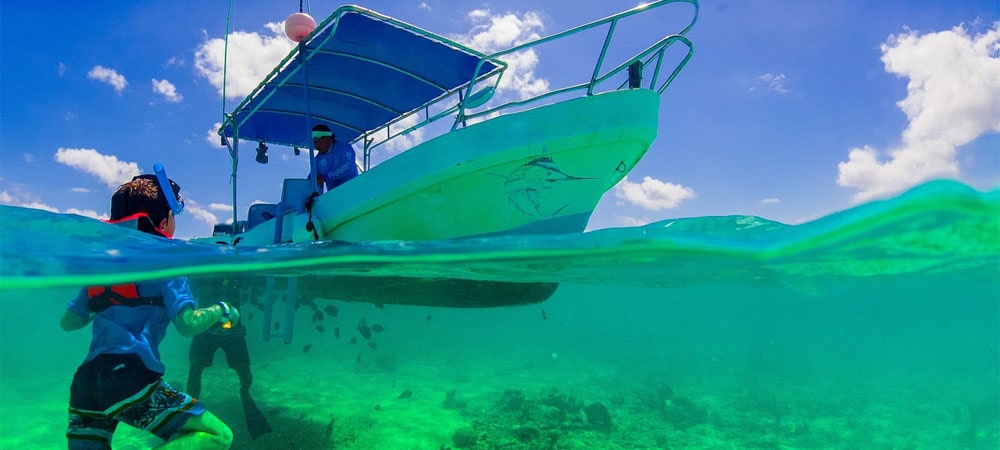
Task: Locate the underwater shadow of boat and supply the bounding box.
[191,274,558,309]
[303,276,559,307]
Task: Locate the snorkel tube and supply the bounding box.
[153,163,184,216]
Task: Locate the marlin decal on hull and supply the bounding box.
[503,157,593,218]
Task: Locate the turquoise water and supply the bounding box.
[1,179,998,449]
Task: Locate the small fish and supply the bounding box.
[358,319,372,340]
[324,305,338,317]
[316,324,325,333]
[368,341,378,350]
[356,353,361,363]
[426,315,432,322]
[274,321,280,330]
[375,303,384,309]
[312,311,324,323]
[303,344,312,353]
[374,404,381,411]
[392,380,396,388]
[541,310,548,320]
[350,337,357,344]
[372,324,384,333]
[334,327,340,339]
[398,389,413,399]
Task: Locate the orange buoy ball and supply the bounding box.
[285,12,317,42]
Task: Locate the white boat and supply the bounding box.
[194,1,698,316]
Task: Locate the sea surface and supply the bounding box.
[1,179,997,449]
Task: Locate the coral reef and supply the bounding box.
[450,426,478,449]
[583,402,612,432]
[442,389,468,410]
[663,395,708,430]
[452,387,613,448]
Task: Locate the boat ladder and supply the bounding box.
[260,276,299,343]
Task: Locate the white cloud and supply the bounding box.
[381,114,424,155]
[0,190,51,210]
[165,56,184,68]
[22,154,34,163]
[0,189,102,218]
[615,176,695,210]
[194,23,295,100]
[1,188,102,219]
[453,10,549,100]
[71,187,90,193]
[10,201,59,213]
[58,62,66,77]
[617,215,650,227]
[760,197,781,205]
[87,65,128,94]
[838,22,1000,202]
[418,2,431,11]
[209,202,234,212]
[64,208,103,219]
[750,73,789,94]
[463,10,542,50]
[186,204,219,227]
[205,122,226,147]
[152,78,183,102]
[54,148,141,188]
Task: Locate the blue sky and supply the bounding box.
[2,0,998,239]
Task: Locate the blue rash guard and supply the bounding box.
[314,140,359,191]
[66,278,196,374]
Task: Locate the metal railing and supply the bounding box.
[359,0,699,165]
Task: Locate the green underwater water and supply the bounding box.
[0,179,998,449]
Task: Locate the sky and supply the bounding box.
[1,0,998,239]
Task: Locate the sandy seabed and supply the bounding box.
[2,348,996,449]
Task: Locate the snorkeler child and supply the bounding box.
[61,164,236,450]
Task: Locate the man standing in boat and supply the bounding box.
[311,124,358,191]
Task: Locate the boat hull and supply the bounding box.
[231,88,660,245]
[326,88,659,241]
[202,89,660,308]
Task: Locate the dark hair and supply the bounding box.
[110,177,178,233]
[312,124,331,132]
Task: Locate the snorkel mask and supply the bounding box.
[131,162,184,217]
[153,163,184,216]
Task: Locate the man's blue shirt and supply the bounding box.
[315,140,359,191]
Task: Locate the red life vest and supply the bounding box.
[84,213,171,312]
[86,283,165,312]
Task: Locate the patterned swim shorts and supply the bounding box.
[67,353,206,449]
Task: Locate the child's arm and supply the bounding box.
[60,310,91,331]
[172,302,240,337]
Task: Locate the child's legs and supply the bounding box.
[153,410,233,450]
[67,354,154,449]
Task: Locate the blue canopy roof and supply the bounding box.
[222,7,502,149]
